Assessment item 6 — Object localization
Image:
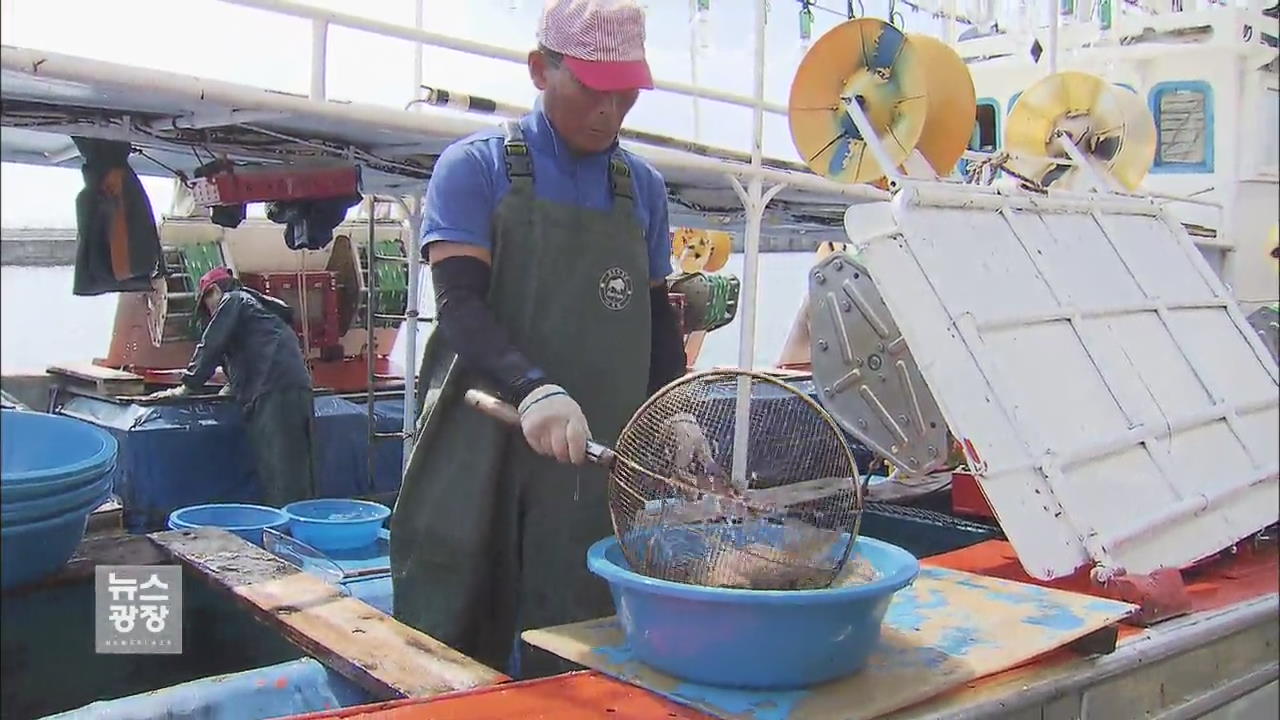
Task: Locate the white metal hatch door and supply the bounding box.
[851,186,1280,580]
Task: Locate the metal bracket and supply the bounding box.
[807,251,949,476]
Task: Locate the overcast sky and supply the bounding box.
[0,0,938,226]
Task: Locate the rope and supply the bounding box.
[131,147,193,188]
[965,151,1048,192]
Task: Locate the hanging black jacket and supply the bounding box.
[71,137,164,296]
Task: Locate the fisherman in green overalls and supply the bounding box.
[390,0,692,678]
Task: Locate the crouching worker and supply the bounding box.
[147,266,317,506]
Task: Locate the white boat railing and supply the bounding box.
[217,0,789,116]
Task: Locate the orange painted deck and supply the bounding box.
[284,538,1278,719]
[284,671,712,719]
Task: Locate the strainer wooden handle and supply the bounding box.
[463,389,617,467]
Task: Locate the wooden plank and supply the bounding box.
[523,566,1135,720]
[149,528,506,700]
[47,363,145,396]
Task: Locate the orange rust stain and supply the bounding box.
[276,676,289,690]
[276,671,710,719]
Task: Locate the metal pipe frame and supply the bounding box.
[220,0,788,116]
[365,196,378,488]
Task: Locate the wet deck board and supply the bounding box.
[150,529,506,701]
[523,566,1135,720]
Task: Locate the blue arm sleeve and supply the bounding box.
[634,161,673,281]
[419,141,499,258]
[182,295,243,389]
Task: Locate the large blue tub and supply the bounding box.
[1,488,110,589]
[1,409,117,501]
[1,410,119,589]
[587,533,920,689]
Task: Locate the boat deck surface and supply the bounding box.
[275,538,1279,719]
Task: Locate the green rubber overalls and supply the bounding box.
[391,120,651,678]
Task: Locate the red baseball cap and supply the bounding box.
[197,266,234,304]
[537,0,654,92]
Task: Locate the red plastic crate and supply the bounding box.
[192,165,360,207]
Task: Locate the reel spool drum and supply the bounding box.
[789,18,929,184]
[908,34,977,178]
[609,370,865,591]
[672,228,733,274]
[1005,71,1156,191]
[327,234,361,336]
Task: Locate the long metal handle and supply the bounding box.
[462,389,616,467]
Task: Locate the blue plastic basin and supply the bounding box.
[587,533,920,689]
[168,503,290,547]
[1,409,118,486]
[1,484,112,589]
[1,410,118,502]
[284,499,390,551]
[2,467,113,525]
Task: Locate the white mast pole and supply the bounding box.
[730,0,773,492]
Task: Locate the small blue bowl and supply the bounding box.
[284,499,390,551]
[2,468,113,525]
[1,485,113,589]
[587,533,920,689]
[167,503,290,547]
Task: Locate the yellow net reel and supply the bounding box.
[1004,71,1157,191]
[672,228,732,274]
[788,18,976,184]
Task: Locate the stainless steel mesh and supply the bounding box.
[608,370,865,590]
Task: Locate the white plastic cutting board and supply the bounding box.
[851,187,1280,580]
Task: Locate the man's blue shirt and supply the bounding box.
[420,99,672,281]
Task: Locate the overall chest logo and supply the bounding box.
[599,267,633,311]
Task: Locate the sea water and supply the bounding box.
[3,253,819,374]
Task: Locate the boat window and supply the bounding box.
[970,98,1000,153]
[1149,81,1214,173]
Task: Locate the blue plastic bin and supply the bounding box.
[283,499,390,551]
[1,485,112,590]
[587,533,920,689]
[1,409,118,502]
[2,468,113,526]
[167,503,290,546]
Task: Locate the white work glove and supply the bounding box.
[518,384,591,465]
[145,385,189,402]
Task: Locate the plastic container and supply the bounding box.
[1,485,112,589]
[283,499,390,551]
[167,503,290,546]
[1,410,119,502]
[587,533,920,689]
[2,467,113,526]
[859,501,1001,558]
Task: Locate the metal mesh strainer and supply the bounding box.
[464,369,865,591]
